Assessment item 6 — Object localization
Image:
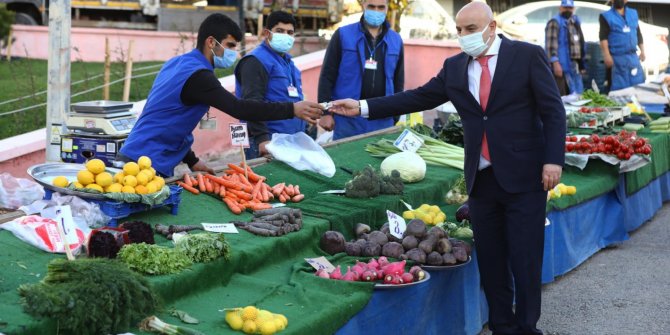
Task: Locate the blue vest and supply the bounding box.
[120,49,212,177]
[602,7,644,90]
[331,22,402,140]
[235,43,305,135]
[552,14,580,71]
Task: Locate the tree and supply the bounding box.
[0,5,14,49]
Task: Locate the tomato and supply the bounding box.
[571,136,578,142]
[642,146,651,155]
[591,135,600,143]
[580,137,589,143]
[617,152,626,160]
[566,143,575,151]
[624,153,632,160]
[566,136,571,142]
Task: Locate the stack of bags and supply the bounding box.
[649,117,670,133]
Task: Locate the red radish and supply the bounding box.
[409,266,426,281]
[315,269,330,279]
[330,265,343,280]
[351,270,361,281]
[352,261,367,274]
[342,266,356,281]
[382,260,406,276]
[376,269,384,280]
[401,272,414,283]
[384,274,395,284]
[392,274,404,284]
[368,258,380,270]
[378,256,390,267]
[361,270,375,282]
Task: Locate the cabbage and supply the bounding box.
[380,152,426,183]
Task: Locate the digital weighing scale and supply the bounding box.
[67,100,137,135]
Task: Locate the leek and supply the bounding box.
[366,129,465,170]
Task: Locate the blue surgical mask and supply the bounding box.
[269,31,295,54]
[457,24,492,57]
[211,41,238,69]
[364,9,386,27]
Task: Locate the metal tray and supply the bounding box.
[420,256,472,271]
[27,163,121,201]
[374,271,431,290]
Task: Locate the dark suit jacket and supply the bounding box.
[368,36,566,194]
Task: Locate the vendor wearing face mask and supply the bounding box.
[317,0,405,140]
[544,0,586,96]
[119,13,324,177]
[234,11,305,159]
[599,0,645,92]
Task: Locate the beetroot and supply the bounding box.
[320,231,346,255]
[381,242,404,259]
[330,265,343,280]
[401,272,414,283]
[409,266,425,281]
[382,260,406,276]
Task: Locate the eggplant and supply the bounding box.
[455,203,470,222]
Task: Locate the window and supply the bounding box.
[574,7,603,25]
[525,7,555,24]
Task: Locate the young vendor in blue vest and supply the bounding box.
[317,0,404,140]
[234,11,304,159]
[599,0,645,92]
[119,13,324,177]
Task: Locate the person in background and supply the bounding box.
[544,0,586,96]
[317,0,404,141]
[119,13,323,177]
[235,11,305,159]
[599,0,645,92]
[329,2,565,333]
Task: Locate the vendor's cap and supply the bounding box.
[561,0,574,7]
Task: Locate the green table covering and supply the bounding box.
[624,131,670,195]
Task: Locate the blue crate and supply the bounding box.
[642,103,668,114]
[43,185,183,227]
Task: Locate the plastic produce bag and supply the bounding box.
[0,214,89,254]
[19,192,111,228]
[266,132,336,177]
[0,173,45,209]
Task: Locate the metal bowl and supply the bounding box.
[27,162,121,200]
[374,270,431,290]
[420,256,472,271]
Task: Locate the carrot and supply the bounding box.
[292,194,305,202]
[294,185,301,195]
[228,189,253,201]
[219,185,226,198]
[197,174,206,193]
[205,177,214,193]
[248,202,273,211]
[261,187,271,202]
[183,174,193,187]
[213,181,220,195]
[178,181,200,195]
[224,169,235,175]
[251,179,263,200]
[278,194,287,203]
[272,183,285,196]
[223,197,242,214]
[227,163,247,175]
[245,166,265,183]
[206,174,251,192]
[239,174,253,188]
[285,184,295,197]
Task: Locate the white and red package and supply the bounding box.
[1,215,87,254]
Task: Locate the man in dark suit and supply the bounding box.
[329,2,565,334]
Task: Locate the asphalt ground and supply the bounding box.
[480,202,670,335]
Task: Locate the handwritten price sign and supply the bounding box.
[393,129,424,153]
[304,256,335,273]
[229,123,250,148]
[386,210,407,239]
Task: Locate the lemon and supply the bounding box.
[145,181,159,194]
[77,170,95,186]
[106,183,123,193]
[95,172,113,187]
[241,306,258,321]
[123,175,138,187]
[136,172,149,186]
[52,176,69,188]
[113,172,125,184]
[135,185,148,195]
[242,320,257,334]
[123,162,140,176]
[256,310,273,322]
[73,182,85,189]
[138,156,152,169]
[259,320,277,335]
[418,204,431,212]
[225,311,244,330]
[275,314,288,328]
[429,205,441,213]
[435,212,447,224]
[121,185,136,194]
[85,159,106,174]
[86,183,103,193]
[566,186,577,195]
[153,176,165,189]
[141,168,155,181]
[402,210,415,220]
[273,317,285,331]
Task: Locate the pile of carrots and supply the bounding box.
[176,163,304,214]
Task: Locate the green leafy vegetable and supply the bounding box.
[582,89,620,107]
[118,243,192,275]
[18,258,157,335]
[366,128,464,170]
[174,233,231,263]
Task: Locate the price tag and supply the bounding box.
[229,123,249,148]
[201,223,239,234]
[54,205,79,245]
[387,210,406,239]
[393,129,424,153]
[305,256,335,273]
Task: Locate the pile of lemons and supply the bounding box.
[52,156,164,194]
[402,204,447,225]
[225,306,288,335]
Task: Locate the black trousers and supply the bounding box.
[469,167,547,335]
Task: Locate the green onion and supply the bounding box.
[365,129,465,170]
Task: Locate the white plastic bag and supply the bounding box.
[0,173,45,209]
[19,192,111,228]
[0,214,88,254]
[266,132,336,177]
